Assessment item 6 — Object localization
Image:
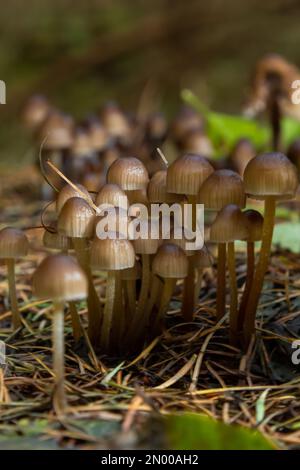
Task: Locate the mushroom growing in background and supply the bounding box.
[0,228,29,330]
[33,254,87,414]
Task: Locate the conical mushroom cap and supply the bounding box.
[148,170,183,203]
[90,235,135,271]
[107,157,149,190]
[166,153,214,195]
[243,152,298,200]
[210,204,248,243]
[95,184,128,210]
[56,183,92,214]
[22,95,51,130]
[58,197,95,239]
[198,169,246,210]
[243,209,264,242]
[43,228,71,251]
[0,228,29,259]
[37,110,73,150]
[152,243,188,279]
[33,254,87,302]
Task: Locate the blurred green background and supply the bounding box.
[1,0,300,166]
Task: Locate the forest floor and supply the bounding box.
[0,169,300,450]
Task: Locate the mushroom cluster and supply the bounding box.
[1,92,298,414]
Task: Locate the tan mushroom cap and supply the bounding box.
[95,184,128,210]
[58,197,95,239]
[243,209,264,242]
[210,204,248,243]
[90,235,135,271]
[107,157,149,191]
[101,104,131,139]
[166,153,214,195]
[198,169,246,210]
[148,170,183,204]
[56,184,92,214]
[191,245,212,269]
[33,254,88,302]
[43,228,71,252]
[152,243,188,279]
[243,152,299,200]
[37,110,74,150]
[0,227,29,259]
[71,128,93,157]
[88,120,108,152]
[22,95,51,130]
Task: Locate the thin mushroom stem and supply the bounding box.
[152,278,176,336]
[6,259,21,330]
[243,196,276,346]
[194,268,204,306]
[72,238,102,346]
[182,260,195,321]
[125,279,136,323]
[68,301,82,342]
[128,254,150,338]
[216,243,226,320]
[52,301,66,414]
[181,194,197,320]
[227,242,238,345]
[101,271,117,353]
[238,241,255,332]
[129,275,160,348]
[111,271,124,348]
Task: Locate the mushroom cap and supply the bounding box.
[101,103,131,139]
[148,170,183,204]
[37,110,73,150]
[33,254,87,302]
[167,153,214,195]
[228,138,255,176]
[152,243,188,279]
[170,106,204,146]
[90,235,135,271]
[43,228,71,251]
[0,228,29,259]
[145,112,168,141]
[81,172,106,193]
[56,184,92,214]
[71,127,93,157]
[95,184,128,210]
[22,95,51,130]
[198,169,246,210]
[182,129,213,158]
[243,209,264,242]
[210,204,248,243]
[58,197,95,239]
[87,119,108,152]
[107,157,149,191]
[243,152,298,200]
[191,245,212,268]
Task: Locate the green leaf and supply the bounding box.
[182,89,300,154]
[164,413,276,450]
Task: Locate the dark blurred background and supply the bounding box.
[0,0,300,165]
